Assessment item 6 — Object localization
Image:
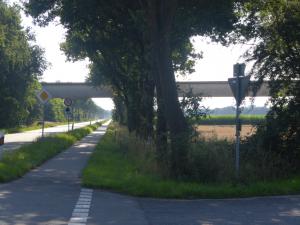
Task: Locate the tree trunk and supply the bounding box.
[155,82,169,175]
[146,0,189,178]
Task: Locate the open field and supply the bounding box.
[200,115,265,125]
[197,125,256,140]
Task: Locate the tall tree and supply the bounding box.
[25,0,239,177]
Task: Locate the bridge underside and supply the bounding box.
[41,81,270,99]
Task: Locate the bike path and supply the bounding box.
[0,123,108,225]
[0,120,100,154]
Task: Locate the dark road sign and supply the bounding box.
[228,75,251,106]
[64,98,73,106]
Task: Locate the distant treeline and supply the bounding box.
[44,98,111,123]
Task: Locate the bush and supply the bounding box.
[188,140,234,183]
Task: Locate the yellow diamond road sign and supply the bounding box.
[36,88,51,104]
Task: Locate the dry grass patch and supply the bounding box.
[197,125,256,140]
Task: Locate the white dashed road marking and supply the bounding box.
[68,188,93,225]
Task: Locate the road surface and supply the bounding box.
[0,121,99,154]
[0,123,299,225]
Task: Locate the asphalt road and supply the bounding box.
[0,123,299,225]
[0,121,99,154]
[87,191,300,225]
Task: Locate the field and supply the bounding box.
[195,115,263,140]
[197,125,256,141]
[199,115,265,125]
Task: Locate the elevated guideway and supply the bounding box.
[41,81,270,98]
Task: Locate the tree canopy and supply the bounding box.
[25,0,243,177]
[0,1,46,127]
[238,0,300,174]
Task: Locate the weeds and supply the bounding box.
[83,123,300,198]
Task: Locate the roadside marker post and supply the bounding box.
[36,88,52,138]
[228,63,250,179]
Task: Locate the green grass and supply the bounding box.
[0,122,102,182]
[200,115,265,125]
[82,125,300,199]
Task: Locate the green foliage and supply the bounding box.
[83,124,300,198]
[72,99,109,121]
[0,122,102,182]
[44,99,66,122]
[0,1,46,128]
[44,98,109,123]
[25,0,242,178]
[237,0,300,175]
[188,140,234,183]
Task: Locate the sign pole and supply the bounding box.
[42,104,45,138]
[235,76,241,179]
[228,63,249,180]
[72,107,74,131]
[68,115,70,132]
[64,98,73,132]
[36,88,51,139]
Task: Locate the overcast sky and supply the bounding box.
[12,0,268,110]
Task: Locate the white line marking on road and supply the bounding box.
[68,188,93,225]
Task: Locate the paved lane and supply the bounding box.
[0,121,99,153]
[87,191,300,225]
[1,120,299,225]
[0,123,108,225]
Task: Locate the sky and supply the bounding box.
[11,0,268,111]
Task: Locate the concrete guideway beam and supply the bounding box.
[41,81,271,99]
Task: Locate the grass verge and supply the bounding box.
[82,124,300,199]
[0,122,102,182]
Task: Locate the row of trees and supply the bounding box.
[0,1,46,128]
[0,1,109,129]
[25,0,239,178]
[45,98,109,123]
[25,0,299,179]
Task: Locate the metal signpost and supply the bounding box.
[64,98,73,132]
[228,63,250,179]
[36,88,52,138]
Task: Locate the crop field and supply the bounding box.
[197,124,257,141]
[199,115,265,125]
